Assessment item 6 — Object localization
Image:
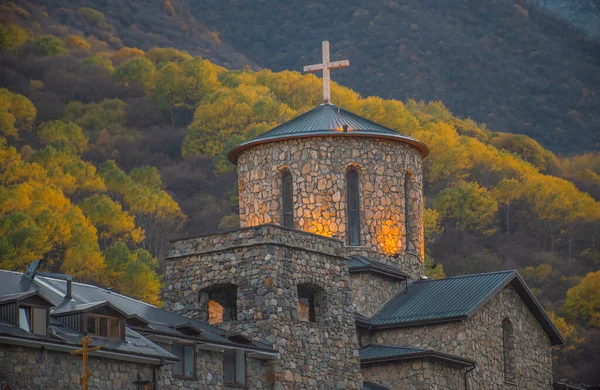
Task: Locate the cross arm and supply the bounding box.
[303,63,324,73]
[328,60,349,69]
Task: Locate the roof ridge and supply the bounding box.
[415,269,516,283]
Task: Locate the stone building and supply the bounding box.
[164,80,564,388]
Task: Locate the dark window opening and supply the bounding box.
[282,171,294,228]
[224,349,246,385]
[86,314,122,339]
[199,284,238,325]
[347,168,361,246]
[173,343,195,378]
[404,172,412,251]
[19,306,31,332]
[297,284,325,323]
[503,318,516,383]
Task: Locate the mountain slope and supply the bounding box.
[190,0,600,153]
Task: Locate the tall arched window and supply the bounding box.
[502,318,516,383]
[347,168,361,246]
[282,171,293,228]
[404,172,412,251]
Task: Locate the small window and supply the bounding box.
[32,307,47,336]
[200,284,237,325]
[19,306,31,332]
[224,350,246,386]
[172,343,195,378]
[404,172,412,251]
[19,306,47,336]
[503,318,516,383]
[346,168,361,246]
[86,314,121,339]
[297,284,324,323]
[282,171,294,228]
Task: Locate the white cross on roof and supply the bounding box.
[303,41,349,105]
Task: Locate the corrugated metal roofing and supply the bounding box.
[360,345,428,360]
[372,271,515,326]
[363,381,390,390]
[359,344,475,367]
[347,255,408,279]
[227,103,429,163]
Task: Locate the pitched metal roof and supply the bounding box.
[359,344,475,367]
[347,255,408,280]
[0,270,278,359]
[363,382,390,390]
[227,103,429,163]
[370,270,564,345]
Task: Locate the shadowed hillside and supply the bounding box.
[190,0,600,153]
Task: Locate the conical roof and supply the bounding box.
[227,103,429,163]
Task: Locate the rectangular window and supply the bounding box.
[86,314,121,339]
[282,172,294,228]
[32,307,47,336]
[19,306,31,332]
[224,349,246,385]
[172,343,195,378]
[347,169,361,246]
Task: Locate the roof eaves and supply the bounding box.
[360,347,475,367]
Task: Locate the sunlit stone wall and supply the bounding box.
[237,136,424,272]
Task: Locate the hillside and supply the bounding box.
[190,0,600,154]
[0,2,599,385]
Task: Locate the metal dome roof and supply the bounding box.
[227,103,430,164]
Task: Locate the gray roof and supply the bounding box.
[360,344,475,367]
[227,103,429,163]
[347,255,408,279]
[0,270,277,361]
[369,270,564,345]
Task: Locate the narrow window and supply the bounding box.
[200,284,238,325]
[32,307,47,336]
[282,171,294,228]
[503,318,516,383]
[297,284,325,323]
[19,306,31,332]
[347,168,361,246]
[404,172,412,251]
[173,343,195,378]
[224,350,246,385]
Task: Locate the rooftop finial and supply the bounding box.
[303,41,349,105]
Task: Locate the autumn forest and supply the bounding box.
[0,0,599,384]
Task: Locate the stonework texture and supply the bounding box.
[165,225,363,389]
[0,344,267,390]
[350,272,404,317]
[236,136,424,274]
[362,359,465,390]
[364,284,553,389]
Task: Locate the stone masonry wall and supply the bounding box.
[362,359,465,390]
[0,343,269,390]
[165,225,362,389]
[366,284,553,389]
[350,272,404,317]
[236,136,424,274]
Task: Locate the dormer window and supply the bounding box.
[86,314,121,339]
[18,306,48,336]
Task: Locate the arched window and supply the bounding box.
[347,168,361,246]
[502,318,516,383]
[282,171,293,228]
[404,172,412,251]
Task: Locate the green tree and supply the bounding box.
[0,23,28,51]
[0,89,36,137]
[38,120,88,154]
[434,181,498,233]
[113,57,155,89]
[33,36,67,56]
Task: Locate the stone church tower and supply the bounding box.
[164,41,562,390]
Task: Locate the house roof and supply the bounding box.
[359,344,475,367]
[0,270,278,362]
[227,103,429,163]
[347,255,408,280]
[362,382,390,390]
[370,270,564,345]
